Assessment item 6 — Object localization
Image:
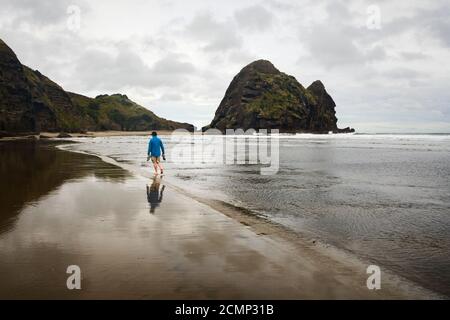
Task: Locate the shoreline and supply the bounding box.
[56,141,444,299]
[0,129,360,142]
[4,130,448,144]
[0,130,174,141]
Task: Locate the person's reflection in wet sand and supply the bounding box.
[146,175,165,213]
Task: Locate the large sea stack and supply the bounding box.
[203,60,354,133]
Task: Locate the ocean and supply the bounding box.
[63,133,450,297]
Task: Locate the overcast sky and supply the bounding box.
[1,0,449,132]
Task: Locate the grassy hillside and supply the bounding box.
[24,66,94,132]
[69,93,194,131]
[0,38,194,135]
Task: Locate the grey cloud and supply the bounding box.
[365,44,387,61]
[159,93,184,101]
[74,46,196,91]
[152,54,196,74]
[324,1,352,21]
[0,0,88,27]
[305,29,362,67]
[185,13,242,52]
[301,25,387,68]
[381,2,450,47]
[383,67,425,80]
[423,6,450,47]
[298,1,389,68]
[234,5,274,32]
[408,79,428,88]
[401,51,428,60]
[263,0,299,12]
[228,50,258,65]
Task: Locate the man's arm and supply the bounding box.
[147,140,151,160]
[160,139,165,155]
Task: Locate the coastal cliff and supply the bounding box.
[0,39,194,136]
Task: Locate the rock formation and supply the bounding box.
[203,60,354,133]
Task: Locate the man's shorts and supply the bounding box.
[151,156,160,164]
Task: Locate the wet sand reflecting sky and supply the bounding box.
[0,141,438,299]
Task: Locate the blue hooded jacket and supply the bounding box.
[148,136,165,157]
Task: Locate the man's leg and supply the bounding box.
[151,157,158,174]
[158,162,164,174]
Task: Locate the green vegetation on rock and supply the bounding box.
[69,93,194,131]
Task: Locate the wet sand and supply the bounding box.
[41,130,176,137]
[0,141,439,299]
[0,130,177,141]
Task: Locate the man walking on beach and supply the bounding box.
[147,131,165,175]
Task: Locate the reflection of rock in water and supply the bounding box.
[146,176,165,213]
[0,140,129,234]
